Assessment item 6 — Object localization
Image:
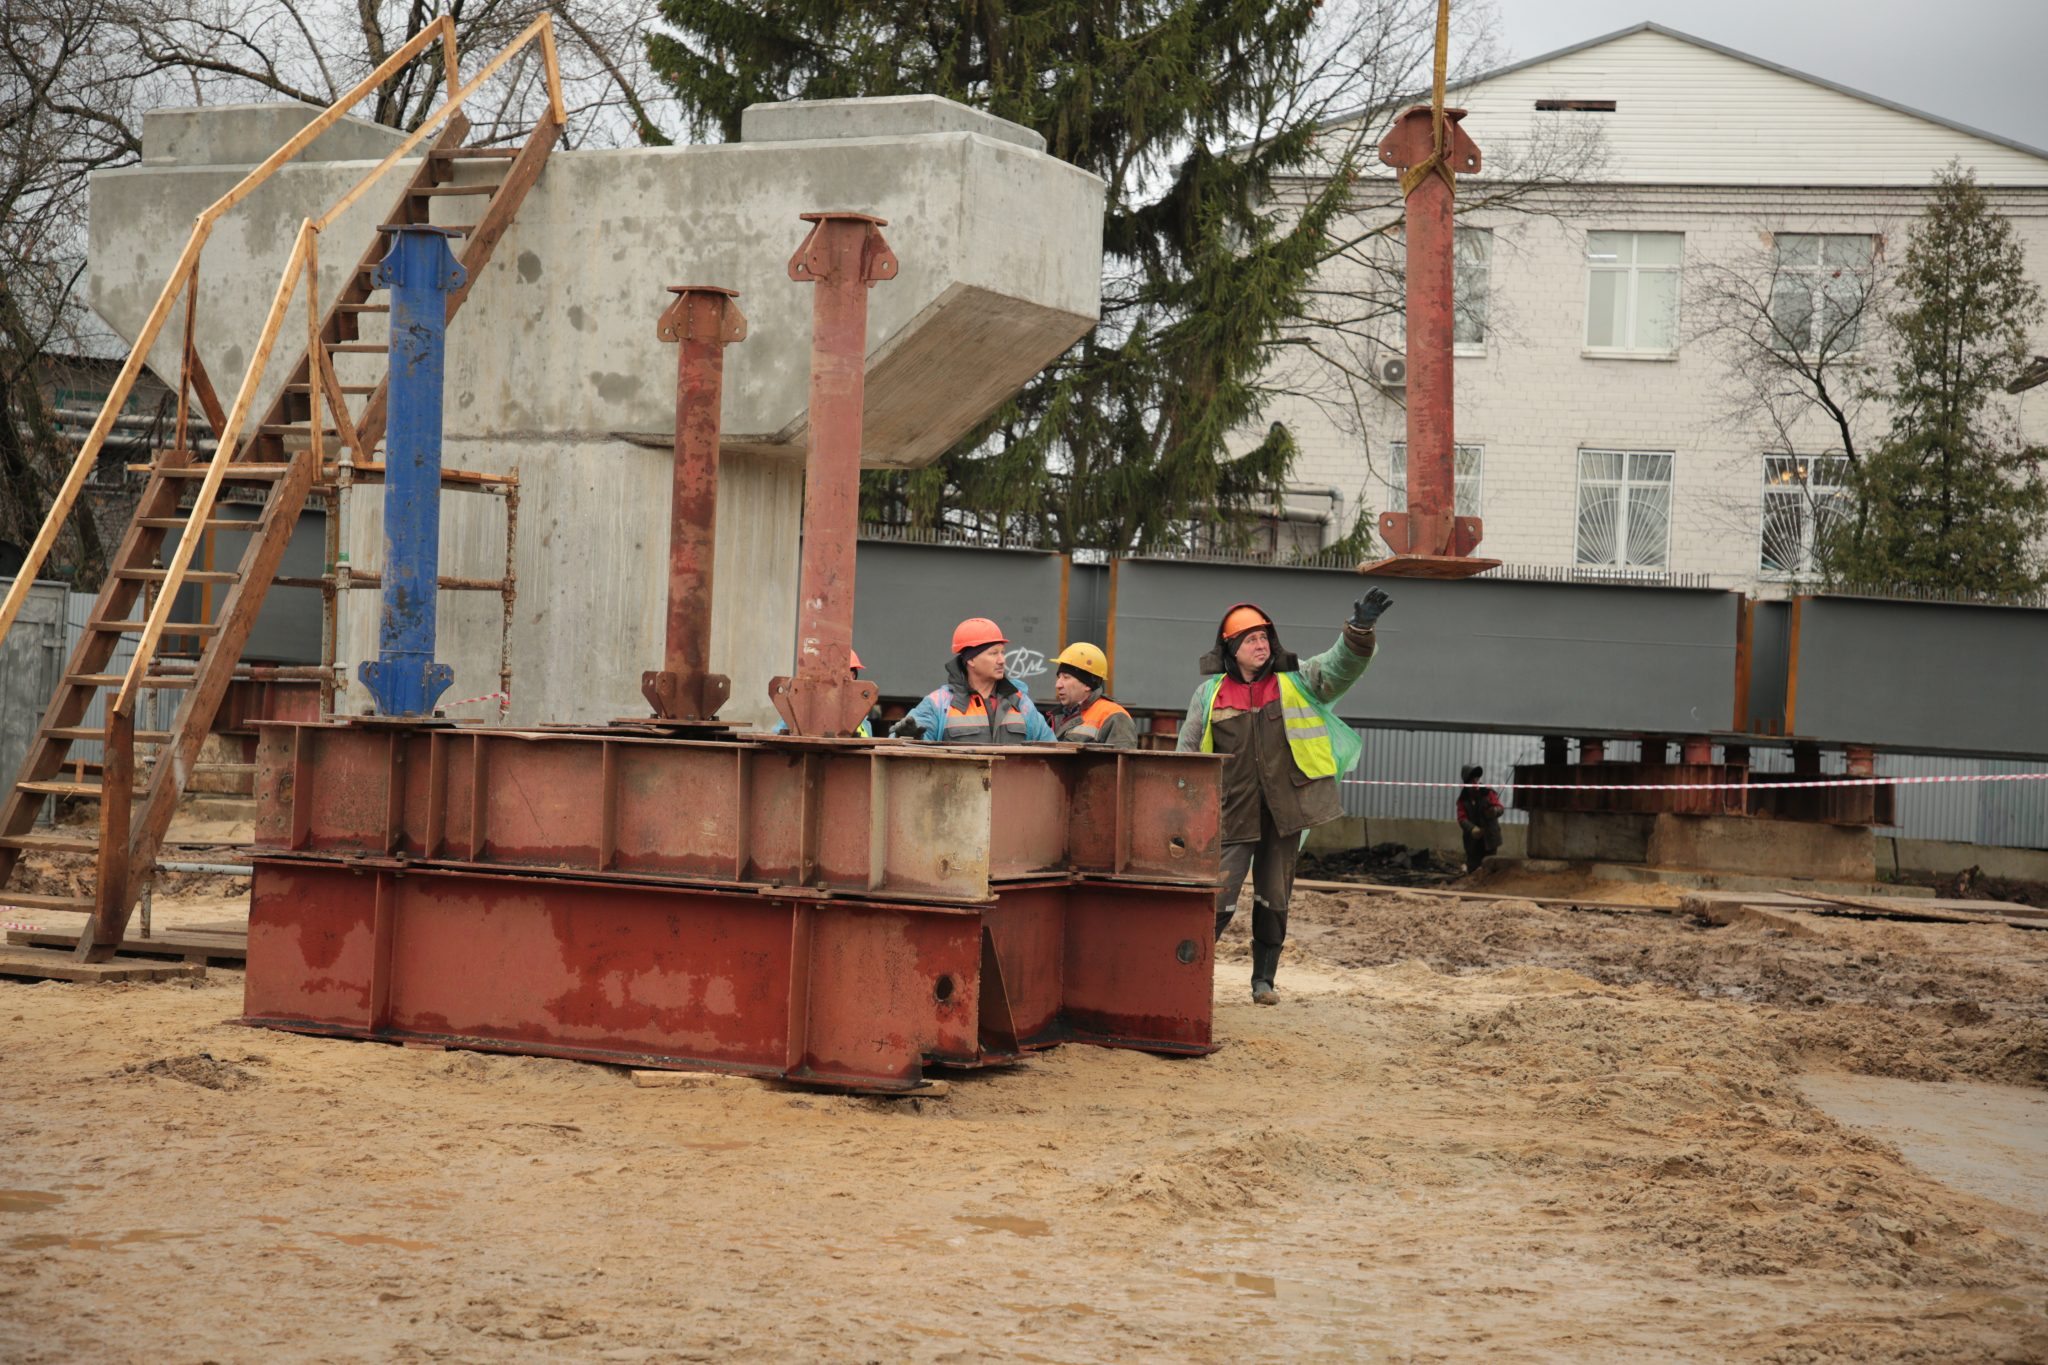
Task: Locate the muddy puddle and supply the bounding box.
[1800,1072,2048,1217]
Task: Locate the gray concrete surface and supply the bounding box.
[88,96,1104,726]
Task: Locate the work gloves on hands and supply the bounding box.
[1350,588,1394,629]
[888,716,926,740]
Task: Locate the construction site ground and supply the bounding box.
[5,868,2048,1362]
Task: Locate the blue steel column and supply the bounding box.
[359,225,466,716]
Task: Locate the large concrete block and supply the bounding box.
[740,94,1046,153]
[142,105,407,166]
[1647,814,1876,882]
[86,95,1104,726]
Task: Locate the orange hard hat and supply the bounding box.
[848,647,864,672]
[1221,604,1274,640]
[951,617,1007,653]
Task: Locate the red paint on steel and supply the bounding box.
[1375,106,1484,560]
[1061,881,1217,1053]
[770,213,895,736]
[244,858,986,1089]
[643,286,745,721]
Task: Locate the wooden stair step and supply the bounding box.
[91,618,221,635]
[335,303,390,313]
[258,424,347,437]
[377,223,469,236]
[42,727,172,743]
[66,673,196,689]
[142,464,295,480]
[0,891,95,914]
[0,832,102,855]
[326,343,389,353]
[16,780,145,798]
[431,146,520,159]
[286,382,376,394]
[135,517,249,532]
[411,184,499,197]
[113,569,239,584]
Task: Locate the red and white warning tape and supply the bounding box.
[443,691,510,711]
[1341,772,2048,792]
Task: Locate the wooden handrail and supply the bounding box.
[0,15,462,648]
[113,13,567,715]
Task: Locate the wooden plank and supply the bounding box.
[1293,877,1672,915]
[7,928,244,962]
[0,947,204,982]
[1792,891,2048,929]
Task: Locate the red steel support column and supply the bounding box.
[643,285,747,721]
[771,212,895,736]
[1375,106,1483,560]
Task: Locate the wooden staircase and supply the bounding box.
[0,110,558,960]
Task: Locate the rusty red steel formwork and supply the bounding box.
[243,721,1225,1088]
[642,286,747,722]
[1510,759,1896,826]
[770,214,894,737]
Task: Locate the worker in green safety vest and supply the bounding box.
[1176,592,1388,1004]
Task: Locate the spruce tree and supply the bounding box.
[645,2,1368,554]
[1827,164,2048,594]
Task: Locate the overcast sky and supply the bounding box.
[1492,0,2048,152]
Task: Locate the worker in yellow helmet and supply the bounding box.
[1046,642,1136,748]
[1176,590,1388,1004]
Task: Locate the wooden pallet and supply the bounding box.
[0,947,205,982]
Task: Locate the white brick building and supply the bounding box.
[1260,24,2048,590]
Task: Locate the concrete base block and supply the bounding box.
[1648,814,1875,882]
[1526,810,1654,863]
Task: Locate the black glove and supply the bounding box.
[1351,588,1393,628]
[888,716,926,740]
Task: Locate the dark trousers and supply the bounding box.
[1215,807,1300,988]
[1461,819,1502,872]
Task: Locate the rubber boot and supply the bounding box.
[1250,941,1282,1005]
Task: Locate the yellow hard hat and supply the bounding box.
[1056,642,1109,677]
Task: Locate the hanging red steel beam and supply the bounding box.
[643,285,747,721]
[770,212,896,736]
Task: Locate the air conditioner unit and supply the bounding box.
[1374,354,1407,387]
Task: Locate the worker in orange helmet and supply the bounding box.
[1177,590,1388,1004]
[1047,642,1137,747]
[892,617,1054,743]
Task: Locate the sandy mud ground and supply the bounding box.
[4,881,2047,1362]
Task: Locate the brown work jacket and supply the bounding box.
[1177,622,1376,843]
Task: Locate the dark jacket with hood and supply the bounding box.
[901,653,1054,744]
[1175,605,1375,842]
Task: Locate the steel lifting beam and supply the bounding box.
[642,285,746,721]
[359,225,465,715]
[770,213,896,736]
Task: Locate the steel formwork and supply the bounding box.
[244,720,1224,1088]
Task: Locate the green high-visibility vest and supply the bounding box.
[1196,671,1362,780]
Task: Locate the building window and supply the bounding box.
[1575,448,1673,568]
[1384,228,1492,354]
[1387,442,1483,517]
[1454,229,1491,350]
[1769,234,1875,356]
[1585,231,1682,354]
[1760,454,1851,578]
